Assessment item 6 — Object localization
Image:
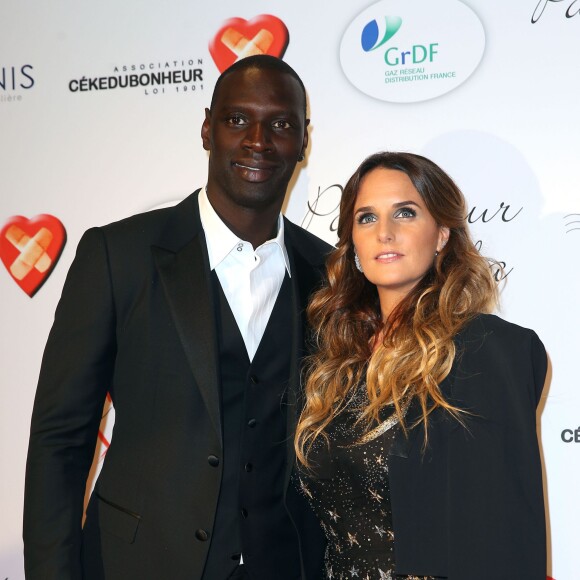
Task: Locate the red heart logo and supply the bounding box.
[209,14,289,72]
[0,214,66,297]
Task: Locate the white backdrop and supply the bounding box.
[1,1,578,578]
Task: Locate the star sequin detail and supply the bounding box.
[346,531,360,547]
[328,508,340,522]
[299,478,313,499]
[294,382,425,580]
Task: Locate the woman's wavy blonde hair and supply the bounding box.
[295,152,499,466]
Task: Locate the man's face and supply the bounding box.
[201,67,309,213]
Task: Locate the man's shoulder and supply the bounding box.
[102,192,198,236]
[100,206,171,238]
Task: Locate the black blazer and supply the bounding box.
[389,314,548,579]
[23,190,330,580]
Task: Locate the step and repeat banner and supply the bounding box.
[1,0,578,578]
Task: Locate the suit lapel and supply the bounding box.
[282,222,325,485]
[389,358,457,459]
[389,399,422,458]
[151,191,222,445]
[284,246,302,486]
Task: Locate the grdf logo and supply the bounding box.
[361,17,402,52]
[361,17,439,67]
[340,0,485,103]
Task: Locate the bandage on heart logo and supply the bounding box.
[0,214,66,297]
[209,15,289,72]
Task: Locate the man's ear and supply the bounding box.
[201,108,211,152]
[301,118,310,158]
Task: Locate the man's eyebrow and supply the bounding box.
[216,104,301,116]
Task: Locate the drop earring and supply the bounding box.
[436,240,447,257]
[354,250,363,272]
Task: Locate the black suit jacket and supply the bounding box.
[23,190,330,580]
[389,314,548,579]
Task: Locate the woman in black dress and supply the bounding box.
[295,152,547,580]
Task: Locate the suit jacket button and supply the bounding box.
[207,454,220,467]
[247,418,257,428]
[195,529,209,541]
[244,462,253,472]
[241,508,248,518]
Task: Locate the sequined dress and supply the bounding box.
[297,386,436,580]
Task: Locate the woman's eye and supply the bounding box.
[395,207,416,218]
[357,213,376,224]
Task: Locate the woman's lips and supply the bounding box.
[375,252,403,262]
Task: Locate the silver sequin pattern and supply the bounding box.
[297,386,436,580]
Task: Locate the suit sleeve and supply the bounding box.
[530,330,548,405]
[23,228,117,580]
[448,321,549,579]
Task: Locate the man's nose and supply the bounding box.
[243,122,273,151]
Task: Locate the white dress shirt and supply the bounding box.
[198,188,291,362]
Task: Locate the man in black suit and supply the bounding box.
[24,55,329,580]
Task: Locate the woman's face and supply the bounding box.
[351,167,449,318]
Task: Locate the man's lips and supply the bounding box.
[232,161,277,182]
[233,159,278,171]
